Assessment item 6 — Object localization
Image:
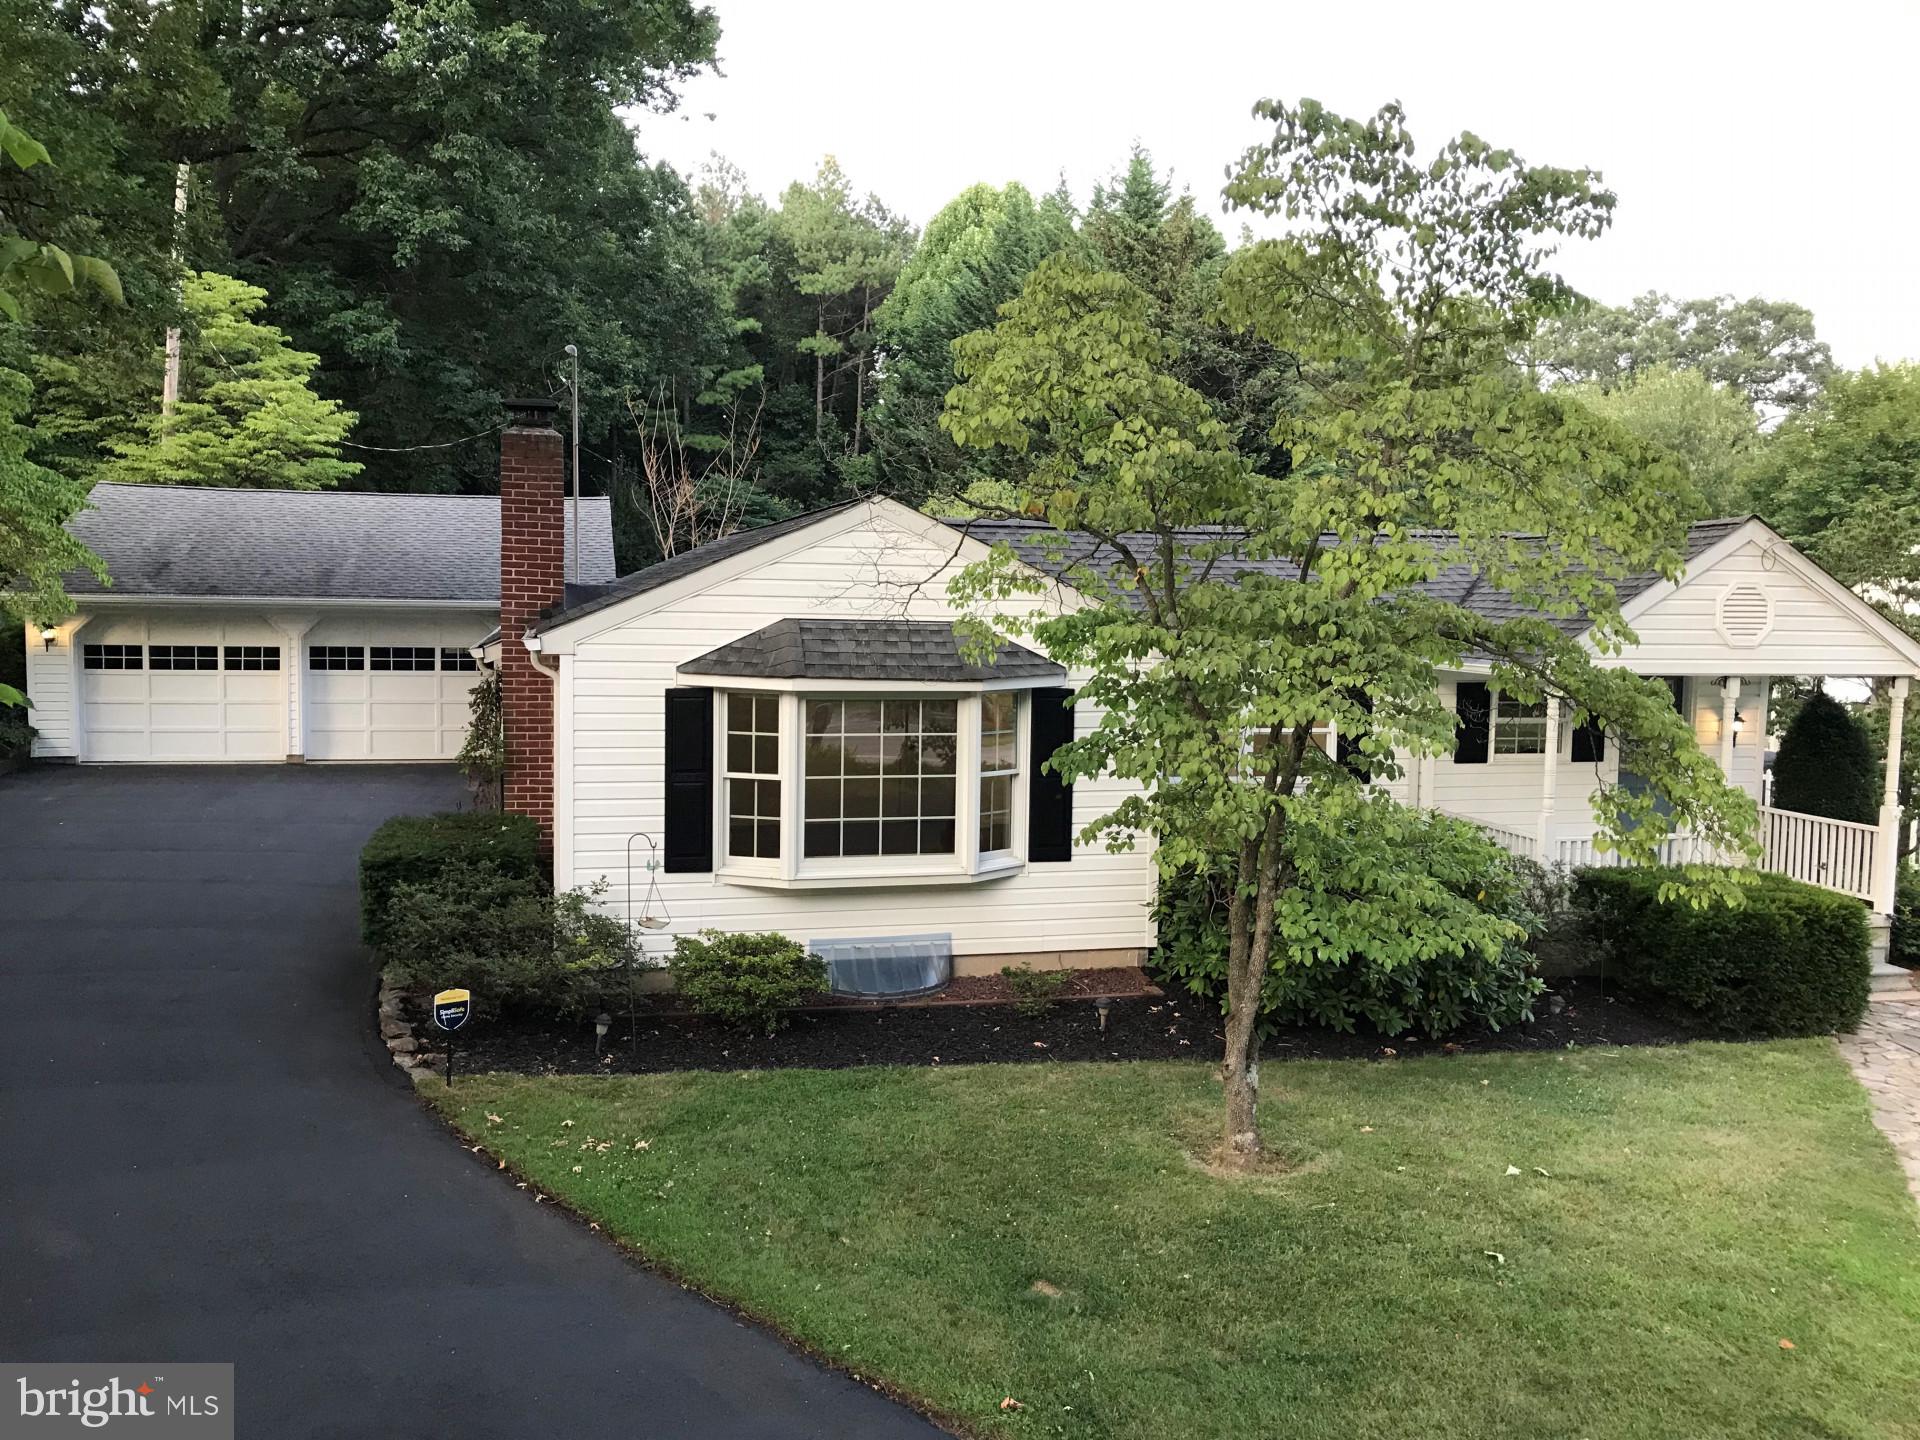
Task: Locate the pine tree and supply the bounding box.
[100,272,359,490]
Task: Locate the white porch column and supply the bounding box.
[1872,675,1910,915]
[1538,695,1561,860]
[1718,677,1742,778]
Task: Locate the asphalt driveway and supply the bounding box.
[0,765,941,1439]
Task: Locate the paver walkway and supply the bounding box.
[1838,989,1920,1206]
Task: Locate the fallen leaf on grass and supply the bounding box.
[1485,1251,1506,1265]
[485,1113,504,1125]
[560,1119,575,1128]
[1505,1165,1522,1176]
[1779,1339,1796,1351]
[1000,1397,1025,1412]
[633,1139,651,1151]
[1533,1167,1552,1178]
[1359,1126,1374,1133]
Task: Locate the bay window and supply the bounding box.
[803,698,959,858]
[979,692,1018,853]
[710,687,1034,883]
[725,693,782,860]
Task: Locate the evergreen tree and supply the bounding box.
[1771,691,1880,824]
[96,272,360,490]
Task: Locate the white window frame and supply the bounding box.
[720,692,784,873]
[1491,690,1550,757]
[708,682,1036,889]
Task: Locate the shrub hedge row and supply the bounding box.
[359,810,544,948]
[1576,865,1869,1036]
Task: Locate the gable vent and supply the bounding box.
[1715,583,1774,647]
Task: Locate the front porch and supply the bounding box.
[1428,669,1914,991]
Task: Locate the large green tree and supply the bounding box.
[1562,364,1761,517]
[84,271,361,489]
[1747,363,1920,613]
[1538,291,1833,412]
[5,0,732,495]
[868,181,1073,505]
[944,101,1754,1164]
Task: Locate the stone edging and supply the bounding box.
[378,973,433,1079]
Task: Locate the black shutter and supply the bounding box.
[1571,718,1606,763]
[663,686,714,873]
[1454,681,1491,764]
[1337,687,1375,779]
[1028,687,1075,862]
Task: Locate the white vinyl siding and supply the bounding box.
[558,508,1155,964]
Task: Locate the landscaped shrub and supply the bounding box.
[1001,963,1072,1018]
[1772,692,1879,823]
[1577,865,1870,1035]
[0,708,33,762]
[1152,816,1545,1039]
[379,860,634,1018]
[668,930,827,1034]
[359,810,542,947]
[1892,866,1920,970]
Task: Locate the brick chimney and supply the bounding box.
[499,397,564,842]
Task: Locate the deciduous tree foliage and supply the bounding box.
[1746,363,1920,614]
[1539,291,1833,413]
[1561,365,1761,518]
[944,99,1755,1163]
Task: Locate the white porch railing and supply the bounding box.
[1758,805,1879,902]
[1444,804,1883,906]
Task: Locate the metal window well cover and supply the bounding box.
[811,933,954,998]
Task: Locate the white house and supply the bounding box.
[29,402,1920,994]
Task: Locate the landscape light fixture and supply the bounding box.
[39,623,55,651]
[1094,996,1113,1034]
[594,1011,612,1054]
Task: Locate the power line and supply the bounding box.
[338,424,506,453]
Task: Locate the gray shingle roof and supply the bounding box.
[940,516,1751,636]
[65,483,615,602]
[678,619,1064,683]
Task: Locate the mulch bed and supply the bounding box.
[414,975,1692,1078]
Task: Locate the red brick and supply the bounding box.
[498,421,565,845]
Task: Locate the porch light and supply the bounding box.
[38,623,55,651]
[1094,996,1113,1033]
[1730,713,1746,746]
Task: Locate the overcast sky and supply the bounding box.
[635,0,1916,371]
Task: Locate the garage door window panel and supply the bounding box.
[224,646,281,671]
[371,646,436,672]
[149,645,218,672]
[309,646,365,671]
[83,644,143,670]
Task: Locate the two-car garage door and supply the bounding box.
[79,613,489,762]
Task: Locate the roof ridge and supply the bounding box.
[87,482,610,502]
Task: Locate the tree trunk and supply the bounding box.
[814,301,826,438]
[852,289,870,456]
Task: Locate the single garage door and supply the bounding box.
[304,618,486,760]
[81,616,288,762]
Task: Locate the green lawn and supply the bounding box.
[428,1044,1920,1440]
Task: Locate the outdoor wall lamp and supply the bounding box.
[1730,713,1746,746]
[38,623,55,651]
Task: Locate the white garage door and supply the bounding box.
[304,619,486,761]
[81,617,288,762]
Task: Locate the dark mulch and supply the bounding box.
[417,976,1692,1078]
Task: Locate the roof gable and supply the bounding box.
[66,483,614,603]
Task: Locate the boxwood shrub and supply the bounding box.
[1576,865,1870,1036]
[359,810,543,948]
